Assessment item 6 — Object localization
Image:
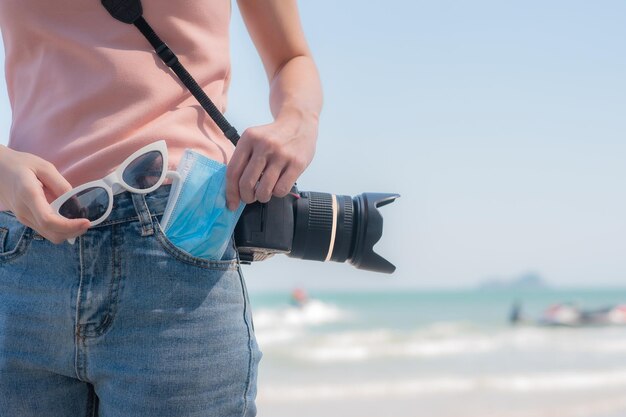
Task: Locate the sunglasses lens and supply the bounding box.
[123,150,164,190]
[58,186,110,221]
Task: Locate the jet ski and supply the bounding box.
[510,301,626,327]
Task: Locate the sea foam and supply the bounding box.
[259,368,626,403]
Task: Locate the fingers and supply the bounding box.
[14,198,88,245]
[30,163,92,240]
[226,141,252,211]
[255,162,285,203]
[238,155,267,204]
[0,149,91,244]
[19,183,90,244]
[32,158,73,203]
[273,164,301,197]
[226,122,315,208]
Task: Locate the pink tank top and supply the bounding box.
[0,0,234,212]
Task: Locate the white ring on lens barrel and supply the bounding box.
[325,194,338,261]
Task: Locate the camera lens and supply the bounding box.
[289,191,399,273]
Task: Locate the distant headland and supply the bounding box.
[478,271,548,290]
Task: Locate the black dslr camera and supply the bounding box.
[235,186,400,274]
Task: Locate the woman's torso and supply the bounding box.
[0,0,234,211]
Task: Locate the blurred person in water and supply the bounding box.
[291,287,310,308]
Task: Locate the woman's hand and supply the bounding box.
[226,110,318,210]
[228,0,323,210]
[0,145,91,243]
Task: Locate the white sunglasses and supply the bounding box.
[51,140,180,244]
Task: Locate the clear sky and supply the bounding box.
[1,1,625,290]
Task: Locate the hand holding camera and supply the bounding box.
[225,108,318,211]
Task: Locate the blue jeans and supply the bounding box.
[0,183,261,417]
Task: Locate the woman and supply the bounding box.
[0,0,322,415]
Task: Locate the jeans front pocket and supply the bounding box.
[0,211,32,264]
[151,213,239,270]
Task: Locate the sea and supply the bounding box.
[248,288,626,417]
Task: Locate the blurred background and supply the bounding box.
[2,0,626,416]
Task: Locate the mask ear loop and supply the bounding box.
[166,171,181,182]
[136,170,181,240]
[133,168,182,237]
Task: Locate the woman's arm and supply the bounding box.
[226,0,323,210]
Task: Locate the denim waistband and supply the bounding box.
[93,183,172,228]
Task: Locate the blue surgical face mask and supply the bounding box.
[159,149,245,261]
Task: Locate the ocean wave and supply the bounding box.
[253,300,350,345]
[258,323,626,362]
[293,328,500,362]
[254,299,349,328]
[259,368,626,403]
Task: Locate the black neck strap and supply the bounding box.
[101,0,240,146]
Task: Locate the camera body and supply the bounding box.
[234,185,400,274]
[235,189,297,263]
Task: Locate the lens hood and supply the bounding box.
[349,193,400,274]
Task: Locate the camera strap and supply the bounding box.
[100,0,240,146]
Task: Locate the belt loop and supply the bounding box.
[130,192,155,237]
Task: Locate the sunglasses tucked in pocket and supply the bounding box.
[159,149,245,261]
